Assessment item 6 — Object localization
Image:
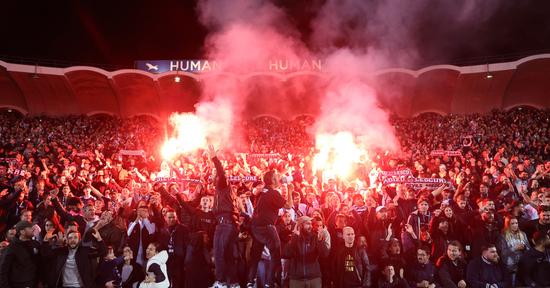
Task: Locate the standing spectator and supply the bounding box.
[497,216,529,286]
[209,145,240,288]
[247,170,292,288]
[517,231,550,287]
[158,207,189,288]
[185,231,215,288]
[127,202,157,266]
[466,244,510,288]
[0,221,40,288]
[520,205,550,240]
[333,226,371,288]
[402,197,432,254]
[406,246,438,288]
[41,229,106,288]
[283,216,330,288]
[436,241,467,288]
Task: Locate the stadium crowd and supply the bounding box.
[0,107,549,288]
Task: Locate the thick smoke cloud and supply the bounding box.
[164,0,504,158]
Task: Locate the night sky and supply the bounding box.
[2,0,550,70]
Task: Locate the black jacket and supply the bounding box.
[0,238,40,288]
[51,196,87,236]
[406,261,438,288]
[283,232,330,280]
[126,218,156,264]
[436,256,467,288]
[117,261,145,288]
[333,244,372,288]
[158,223,189,260]
[518,248,550,287]
[40,240,107,288]
[466,256,510,288]
[211,156,239,222]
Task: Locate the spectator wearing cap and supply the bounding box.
[366,205,396,261]
[402,197,432,255]
[0,220,40,288]
[518,231,550,287]
[283,216,330,288]
[466,244,510,288]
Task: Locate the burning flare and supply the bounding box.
[161,113,208,160]
[312,131,369,180]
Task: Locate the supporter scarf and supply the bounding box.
[378,169,413,185]
[119,149,146,156]
[430,150,462,157]
[154,177,201,184]
[239,153,280,159]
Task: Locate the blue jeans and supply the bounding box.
[213,223,239,283]
[248,225,282,287]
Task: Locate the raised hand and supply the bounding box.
[208,144,217,159]
[91,229,102,241]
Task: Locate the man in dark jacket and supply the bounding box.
[247,169,292,288]
[518,231,550,287]
[209,145,241,288]
[41,229,106,288]
[470,211,500,258]
[283,216,330,287]
[407,246,438,288]
[127,203,156,266]
[466,244,510,288]
[0,221,40,288]
[158,207,189,288]
[333,226,371,288]
[436,241,467,288]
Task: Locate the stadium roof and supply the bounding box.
[1,54,549,120]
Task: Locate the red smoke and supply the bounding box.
[163,0,501,167]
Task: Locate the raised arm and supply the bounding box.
[208,144,228,191]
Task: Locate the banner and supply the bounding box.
[6,168,27,177]
[227,175,258,183]
[241,153,280,159]
[119,150,146,157]
[135,59,323,74]
[430,150,462,157]
[378,169,413,185]
[154,177,201,184]
[382,175,451,190]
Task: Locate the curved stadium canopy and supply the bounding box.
[1,54,550,120]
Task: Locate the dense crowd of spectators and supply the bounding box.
[0,107,549,288]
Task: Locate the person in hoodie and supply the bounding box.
[283,216,330,288]
[138,242,170,288]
